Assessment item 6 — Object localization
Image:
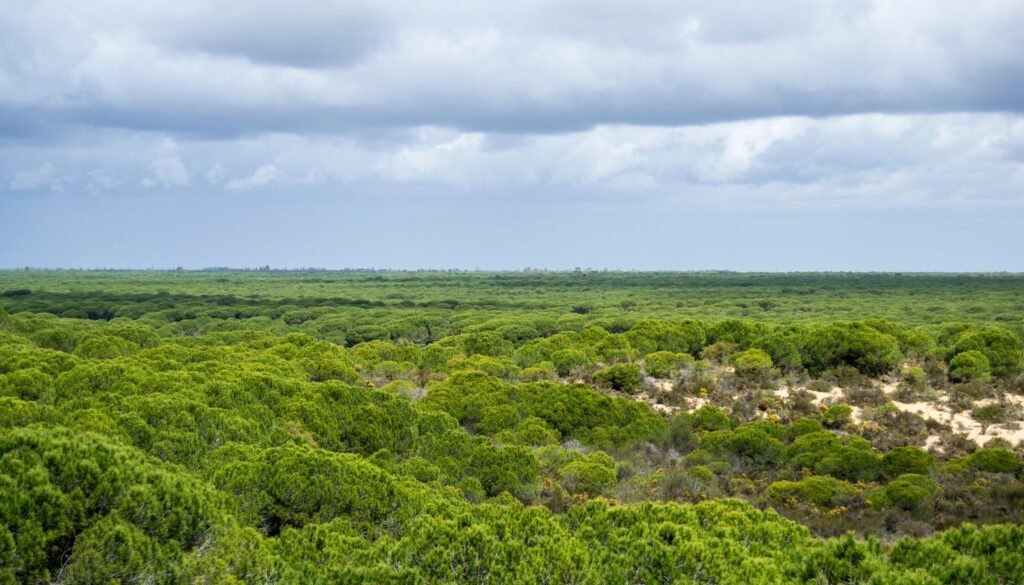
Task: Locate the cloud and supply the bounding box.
[6,112,1018,208]
[145,156,189,188]
[0,0,1022,233]
[84,169,120,193]
[1,1,1023,139]
[206,163,225,184]
[150,1,387,68]
[226,163,280,190]
[8,162,59,191]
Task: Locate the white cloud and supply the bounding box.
[8,163,59,191]
[225,164,280,190]
[3,113,1021,207]
[206,163,225,184]
[145,156,189,188]
[0,1,1021,213]
[84,169,120,193]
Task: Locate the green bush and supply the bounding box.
[496,417,559,446]
[881,447,935,478]
[686,465,715,483]
[948,351,992,383]
[902,366,927,387]
[702,425,784,465]
[592,363,644,393]
[767,475,859,508]
[787,431,881,482]
[550,349,589,377]
[788,418,824,440]
[822,404,853,429]
[1,368,51,401]
[559,453,616,496]
[692,405,732,432]
[625,319,706,356]
[870,474,939,511]
[963,448,1022,474]
[73,335,140,360]
[802,323,903,376]
[970,404,1006,428]
[731,348,775,386]
[643,351,694,378]
[951,326,1024,378]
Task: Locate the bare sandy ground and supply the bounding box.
[773,385,864,422]
[632,376,1024,450]
[878,382,1024,448]
[774,382,1024,449]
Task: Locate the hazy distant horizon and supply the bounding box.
[4,268,1024,276]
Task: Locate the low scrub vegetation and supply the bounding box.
[1,270,1023,583]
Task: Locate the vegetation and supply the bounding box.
[1,270,1023,583]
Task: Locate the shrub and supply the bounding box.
[497,417,559,446]
[668,413,697,452]
[903,366,927,387]
[559,453,616,496]
[686,465,715,483]
[788,418,824,440]
[787,431,881,482]
[822,404,853,429]
[963,448,1022,474]
[704,425,784,465]
[592,363,643,394]
[951,326,1024,378]
[643,351,694,379]
[593,335,637,363]
[692,406,732,432]
[767,475,858,508]
[948,351,991,383]
[31,327,80,353]
[824,365,870,389]
[475,405,521,435]
[683,449,714,467]
[700,341,737,364]
[73,335,140,360]
[460,331,514,357]
[881,447,935,478]
[551,349,589,377]
[731,348,775,387]
[870,474,939,511]
[2,368,51,401]
[626,319,706,356]
[844,386,887,408]
[970,404,1006,430]
[495,324,539,345]
[757,330,804,372]
[802,323,903,376]
[519,361,555,382]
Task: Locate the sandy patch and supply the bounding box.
[887,398,1024,448]
[633,377,711,416]
[638,378,1024,447]
[879,382,1024,447]
[634,379,683,415]
[650,402,680,415]
[775,385,864,423]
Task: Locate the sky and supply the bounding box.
[2,0,1023,270]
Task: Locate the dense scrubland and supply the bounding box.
[1,270,1023,584]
